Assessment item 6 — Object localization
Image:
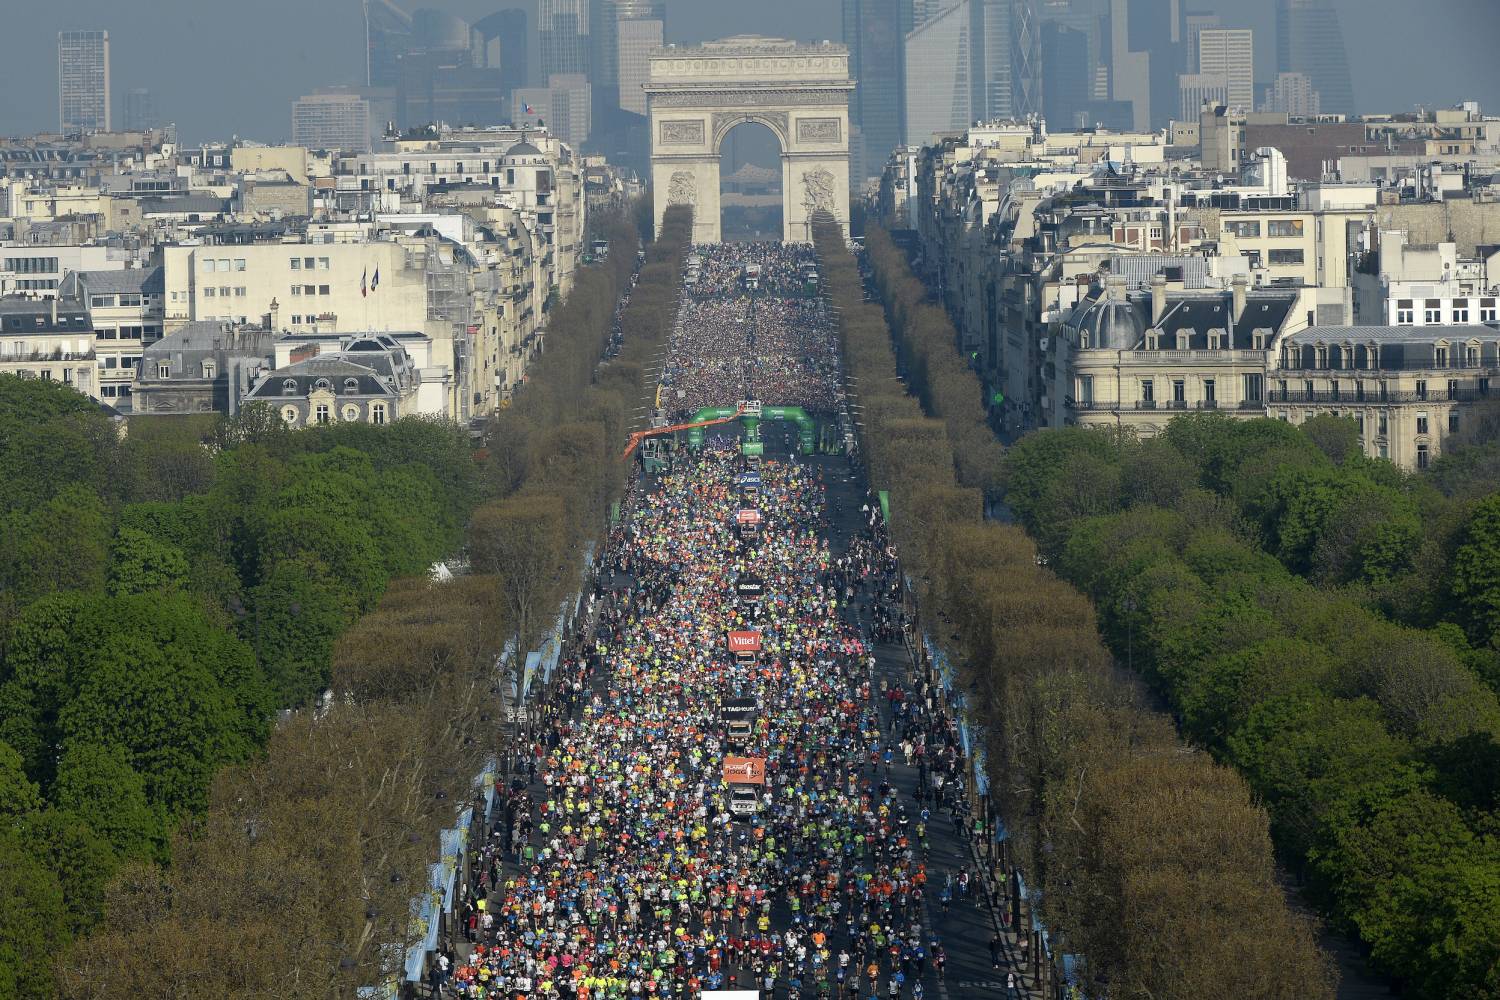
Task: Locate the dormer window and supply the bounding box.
[202,361,216,380]
[1207,331,1223,350]
[344,377,360,394]
[313,378,332,392]
[1434,343,1449,367]
[1176,331,1190,350]
[282,378,298,395]
[1145,331,1162,350]
[1253,331,1267,350]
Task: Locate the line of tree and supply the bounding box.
[1002,412,1500,997]
[0,380,481,996]
[0,205,690,998]
[815,217,1333,999]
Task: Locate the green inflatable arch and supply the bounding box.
[684,405,817,455]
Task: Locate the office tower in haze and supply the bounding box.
[123,88,158,132]
[1108,0,1185,130]
[58,30,111,133]
[473,9,530,95]
[1041,18,1092,128]
[1276,0,1353,117]
[592,0,665,111]
[1196,28,1253,110]
[616,18,663,116]
[1262,71,1321,117]
[540,0,591,79]
[1009,0,1041,118]
[292,90,374,151]
[905,0,975,143]
[364,0,415,87]
[843,0,907,178]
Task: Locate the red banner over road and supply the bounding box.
[723,756,767,785]
[726,631,762,652]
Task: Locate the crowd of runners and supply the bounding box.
[661,244,842,418]
[425,241,1017,1000]
[442,442,986,1000]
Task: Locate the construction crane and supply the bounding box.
[621,404,747,461]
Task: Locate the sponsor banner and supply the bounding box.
[722,698,757,720]
[736,576,765,601]
[726,631,762,653]
[736,509,762,524]
[723,756,767,785]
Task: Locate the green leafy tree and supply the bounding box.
[1449,493,1500,648]
[106,527,189,596]
[18,807,116,934]
[0,740,42,820]
[2,484,110,602]
[245,557,358,707]
[0,830,70,999]
[52,742,164,861]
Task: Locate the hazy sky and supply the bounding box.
[1,0,1497,143]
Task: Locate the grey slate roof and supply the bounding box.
[1286,324,1500,344]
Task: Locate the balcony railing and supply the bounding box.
[1269,388,1492,404]
[1121,349,1269,364]
[1067,399,1261,413]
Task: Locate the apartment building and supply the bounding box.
[1273,325,1500,469]
[60,266,165,405]
[0,296,97,396]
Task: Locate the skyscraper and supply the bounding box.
[123,88,158,132]
[591,0,665,111]
[905,1,974,143]
[292,90,374,151]
[1041,19,1092,129]
[616,18,663,116]
[58,30,111,133]
[365,0,415,87]
[1108,0,1187,130]
[1009,0,1041,118]
[1196,28,1253,111]
[973,0,1014,121]
[843,0,907,179]
[473,9,530,96]
[1276,0,1354,118]
[540,0,591,80]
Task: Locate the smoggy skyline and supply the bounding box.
[1,0,1497,143]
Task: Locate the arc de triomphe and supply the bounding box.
[645,36,853,244]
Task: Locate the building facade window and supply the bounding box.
[1416,412,1429,435]
[1269,249,1304,265]
[1453,303,1469,324]
[371,402,387,425]
[1450,410,1461,433]
[315,403,330,425]
[1140,379,1155,406]
[157,364,169,378]
[1417,444,1430,469]
[1396,299,1414,324]
[1243,373,1263,402]
[1425,300,1442,324]
[1268,219,1304,237]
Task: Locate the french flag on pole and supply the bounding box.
[372,267,380,292]
[524,103,535,115]
[361,267,367,297]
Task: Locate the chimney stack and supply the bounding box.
[1105,274,1128,303]
[1151,273,1168,325]
[1232,273,1248,322]
[269,297,280,331]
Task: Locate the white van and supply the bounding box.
[730,786,760,818]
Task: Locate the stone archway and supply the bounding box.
[646,35,853,244]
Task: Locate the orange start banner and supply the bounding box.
[723,756,767,785]
[726,631,762,653]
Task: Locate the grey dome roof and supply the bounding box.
[1067,295,1145,351]
[505,140,542,158]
